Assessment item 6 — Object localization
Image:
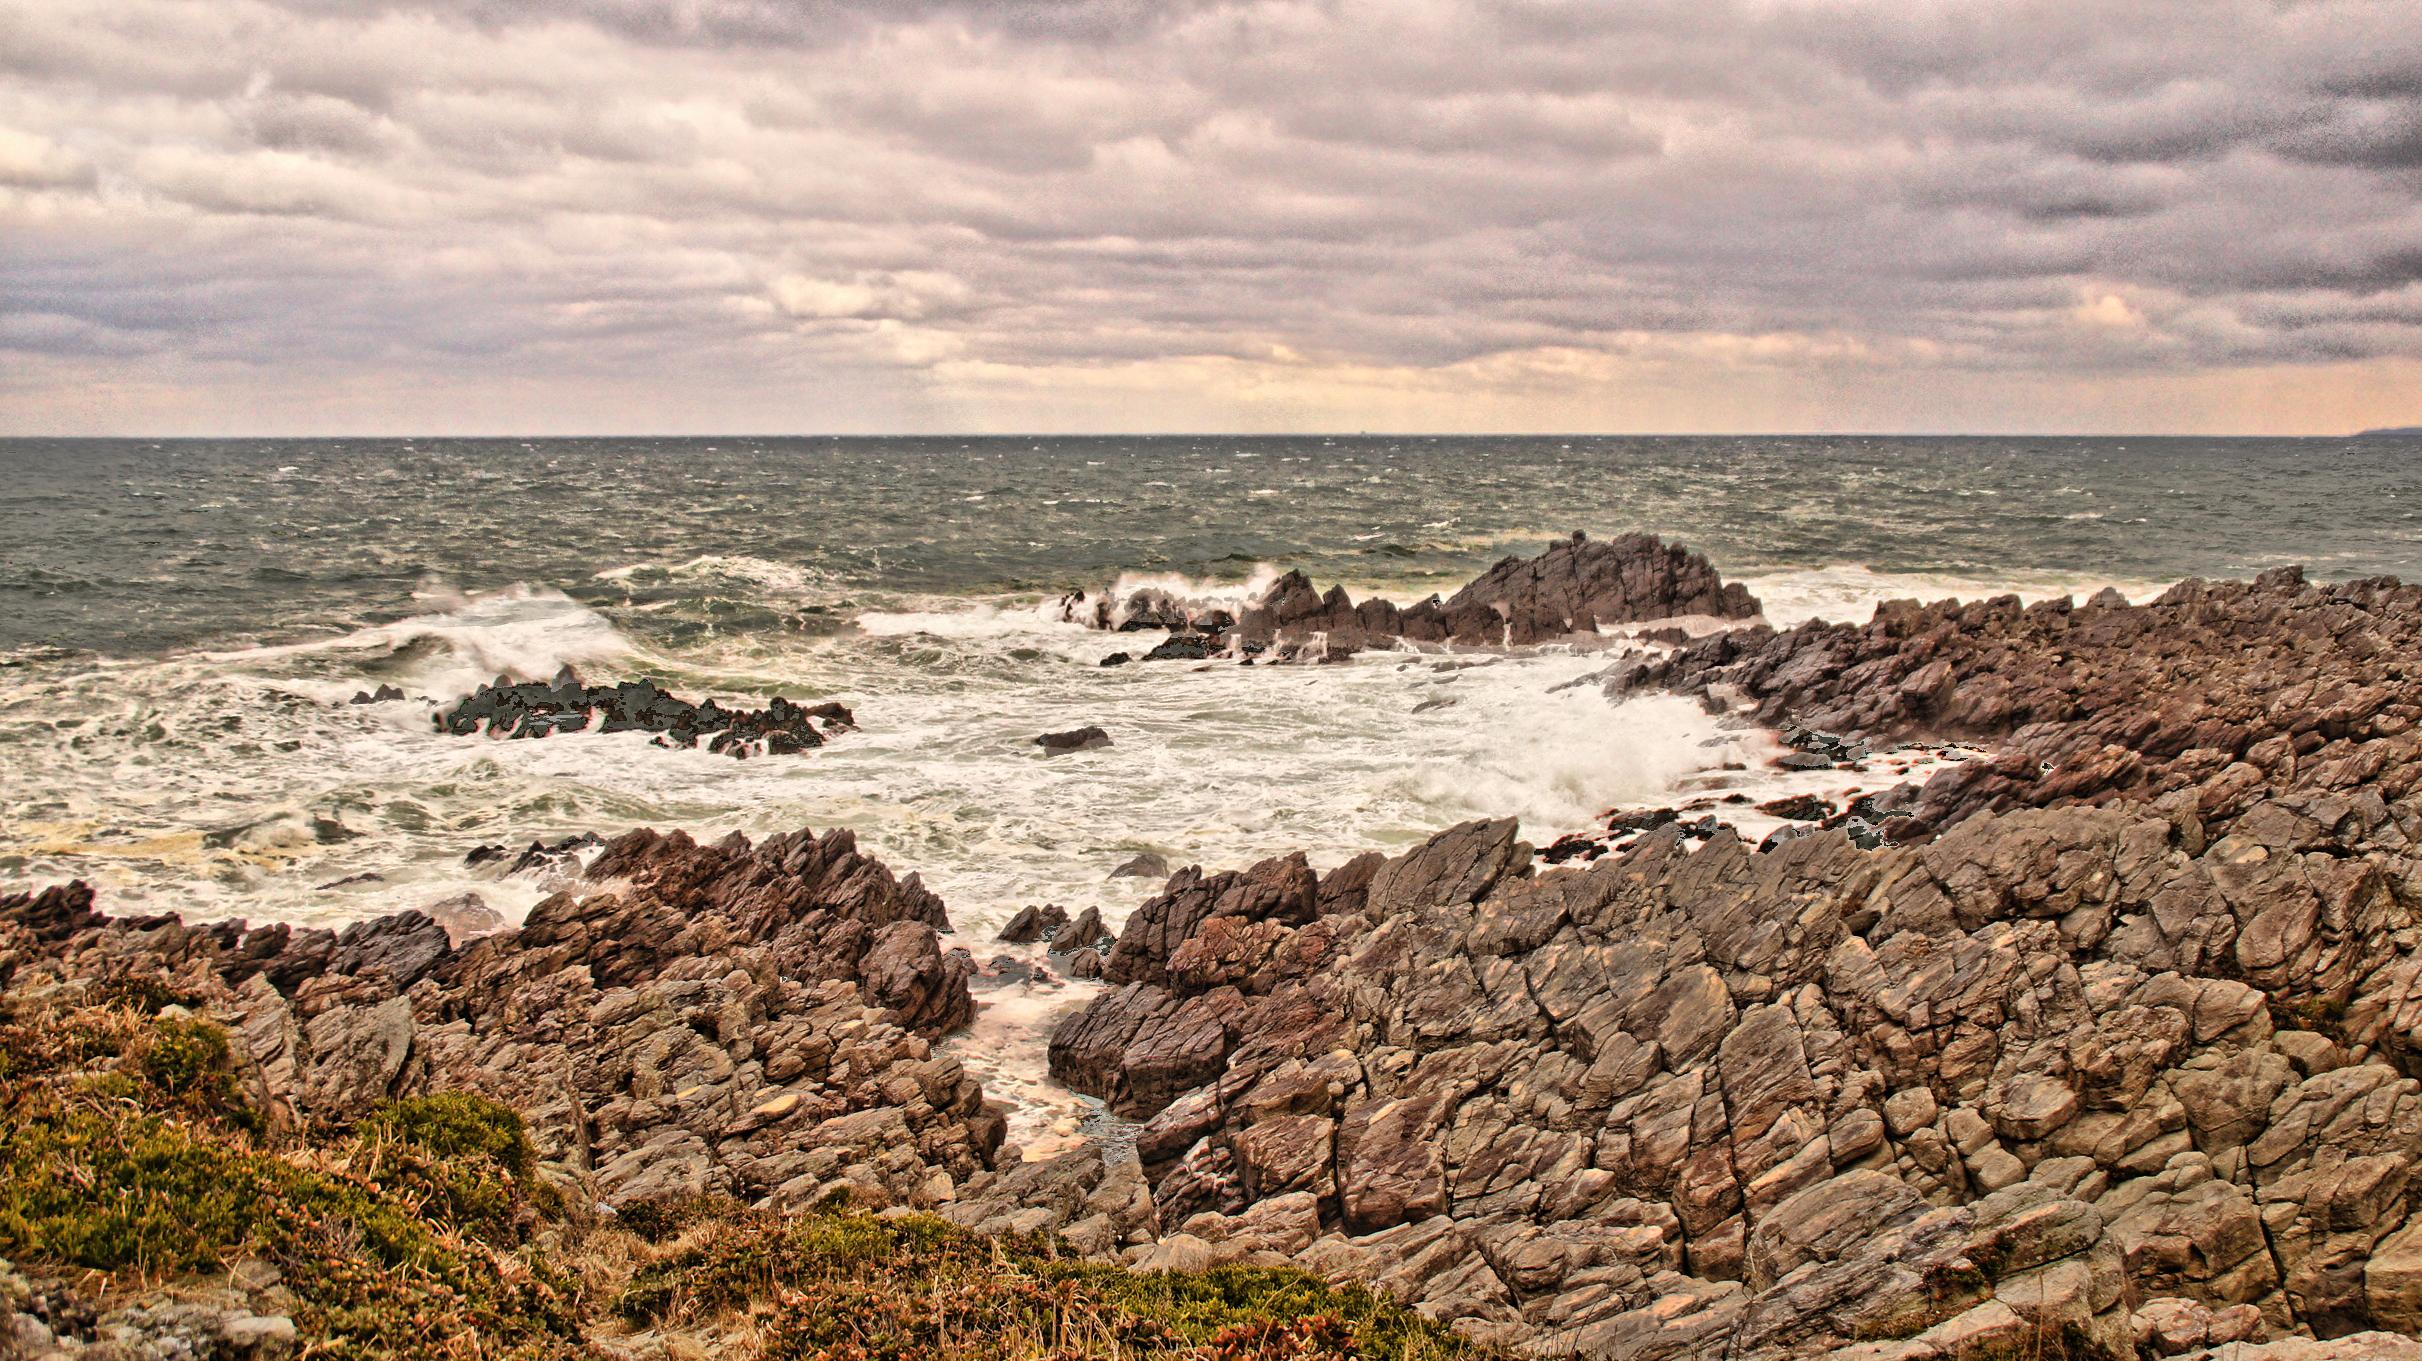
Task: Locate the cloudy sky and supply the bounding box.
[2,0,2418,435]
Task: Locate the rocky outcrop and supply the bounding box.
[1063,532,1759,663]
[435,667,854,757]
[1235,533,1760,658]
[1047,779,2422,1354]
[1445,531,1762,640]
[0,823,994,1216]
[1613,567,2422,843]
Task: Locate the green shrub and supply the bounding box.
[0,1000,586,1360]
[362,1093,537,1175]
[622,1207,1485,1360]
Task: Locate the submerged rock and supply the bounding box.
[1110,851,1170,880]
[1035,725,1112,755]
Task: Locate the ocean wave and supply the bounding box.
[191,583,638,699]
[594,554,843,599]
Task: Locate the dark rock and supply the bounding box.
[1757,793,1836,821]
[1100,652,1132,667]
[1036,726,1112,755]
[348,683,406,704]
[435,672,852,759]
[503,833,603,877]
[1604,807,1681,836]
[1069,532,1757,663]
[1110,852,1170,881]
[998,905,1070,945]
[1540,833,1607,864]
[1141,634,1216,662]
[1049,907,1109,954]
[0,880,103,943]
[314,872,384,890]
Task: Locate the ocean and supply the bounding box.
[7,433,2421,1137]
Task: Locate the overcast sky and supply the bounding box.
[3,0,2418,435]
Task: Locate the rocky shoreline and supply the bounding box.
[12,544,2422,1359]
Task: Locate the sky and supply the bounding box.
[2,0,2419,436]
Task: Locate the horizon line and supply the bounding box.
[3,429,2416,442]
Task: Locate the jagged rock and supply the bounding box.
[1062,533,1757,663]
[1233,533,1758,659]
[348,683,405,704]
[0,821,997,1218]
[1041,774,2422,1353]
[0,881,103,944]
[1444,531,1762,642]
[997,904,1071,944]
[1049,907,1109,953]
[1613,566,2422,843]
[435,671,852,758]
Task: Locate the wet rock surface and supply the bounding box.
[435,667,854,757]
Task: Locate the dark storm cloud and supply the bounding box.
[3,0,2421,433]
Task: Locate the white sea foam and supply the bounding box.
[1088,564,1286,625]
[595,554,843,598]
[1739,563,2173,629]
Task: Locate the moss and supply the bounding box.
[89,974,207,1015]
[2,985,1490,1360]
[353,1092,561,1239]
[0,996,588,1359]
[622,1207,1488,1360]
[362,1093,538,1176]
[610,1192,750,1244]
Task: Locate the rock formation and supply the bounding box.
[1236,532,1760,658]
[436,667,854,757]
[1064,532,1761,663]
[1042,563,2422,1358]
[1047,799,2422,1357]
[0,824,993,1217]
[1611,567,2422,843]
[21,557,2422,1359]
